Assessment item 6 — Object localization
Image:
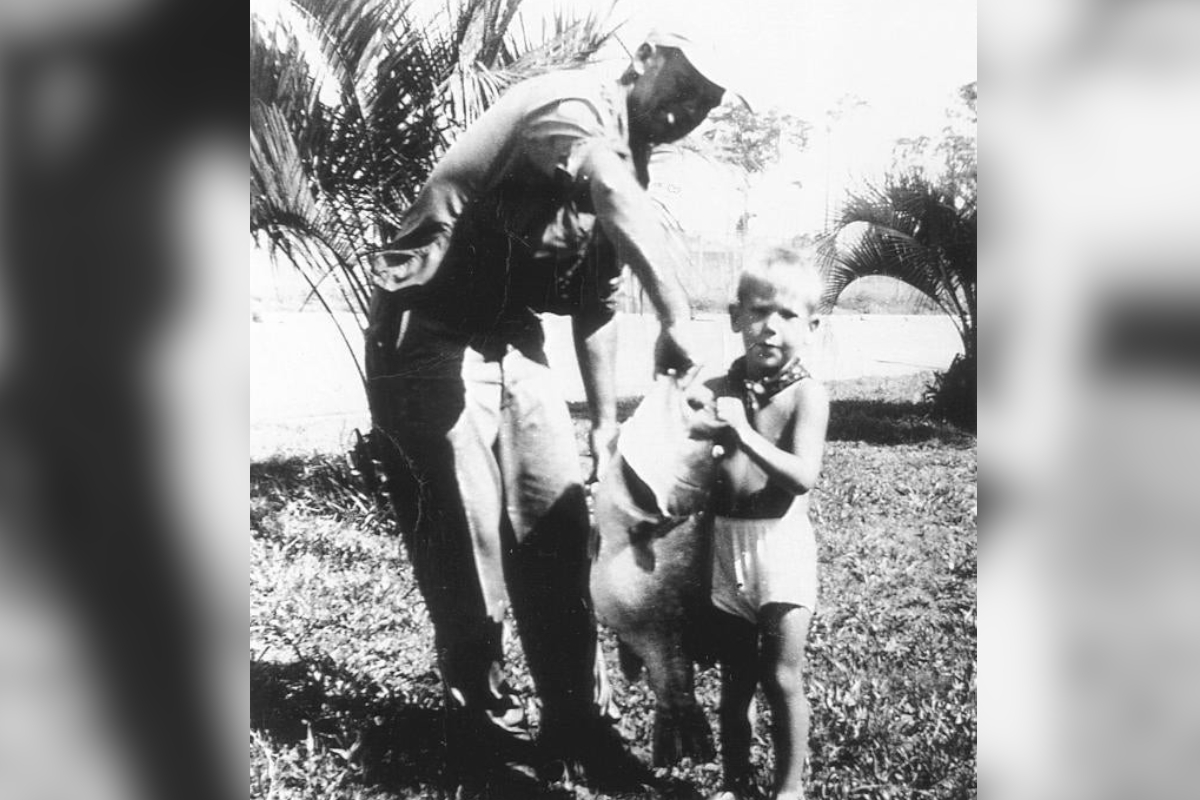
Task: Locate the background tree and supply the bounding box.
[689,104,812,174]
[819,171,977,430]
[250,0,618,379]
[659,103,813,244]
[890,80,976,205]
[819,82,977,430]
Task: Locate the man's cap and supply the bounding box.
[643,27,751,109]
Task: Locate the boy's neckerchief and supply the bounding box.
[728,356,811,418]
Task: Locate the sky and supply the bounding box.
[250,0,978,235]
[515,0,978,235]
[251,0,976,148]
[518,0,977,134]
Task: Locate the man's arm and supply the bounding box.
[580,146,698,374]
[573,314,619,482]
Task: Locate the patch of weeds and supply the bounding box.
[251,449,394,539]
[826,398,971,447]
[924,353,976,433]
[250,653,448,797]
[827,372,974,447]
[251,378,975,799]
[805,441,976,799]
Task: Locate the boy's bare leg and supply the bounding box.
[716,612,758,793]
[760,603,813,799]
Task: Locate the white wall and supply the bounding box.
[251,311,963,458]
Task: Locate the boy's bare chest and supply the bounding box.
[716,391,796,501]
[747,398,794,444]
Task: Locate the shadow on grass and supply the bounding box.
[250,454,361,512]
[827,398,974,446]
[250,658,595,798]
[567,394,975,448]
[250,451,395,537]
[251,657,450,792]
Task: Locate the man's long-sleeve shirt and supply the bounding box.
[370,68,640,345]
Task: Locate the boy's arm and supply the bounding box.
[714,381,830,495]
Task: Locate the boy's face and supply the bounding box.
[730,275,819,378]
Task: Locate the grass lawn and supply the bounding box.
[250,372,976,800]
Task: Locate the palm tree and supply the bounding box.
[250,0,620,381]
[819,172,977,429]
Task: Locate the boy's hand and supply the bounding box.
[686,406,727,441]
[686,398,740,455]
[714,397,751,439]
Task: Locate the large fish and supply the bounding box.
[589,376,722,766]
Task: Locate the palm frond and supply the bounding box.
[507,4,621,72]
[437,2,621,131]
[251,0,622,374]
[820,223,965,336]
[250,16,315,117]
[251,103,318,236]
[281,0,419,113]
[820,173,977,354]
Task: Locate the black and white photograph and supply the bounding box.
[249,1,976,798]
[8,1,1200,800]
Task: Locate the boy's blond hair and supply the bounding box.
[735,245,825,315]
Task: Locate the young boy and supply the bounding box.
[693,247,829,800]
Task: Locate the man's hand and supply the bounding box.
[588,422,620,484]
[654,325,700,377]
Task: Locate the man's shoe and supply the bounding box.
[539,715,653,791]
[444,704,539,785]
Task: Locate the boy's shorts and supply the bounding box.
[711,502,818,623]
